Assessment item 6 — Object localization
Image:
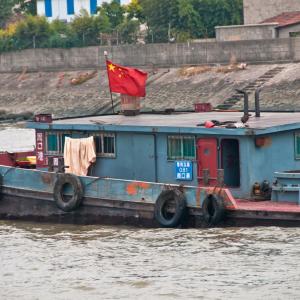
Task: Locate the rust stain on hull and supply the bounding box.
[127,182,150,195]
[41,173,53,185]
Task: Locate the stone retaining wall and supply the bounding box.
[0,38,299,73]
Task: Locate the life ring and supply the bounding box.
[154,189,187,228]
[202,194,225,226]
[53,174,83,212]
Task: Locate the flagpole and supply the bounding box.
[104,51,115,114]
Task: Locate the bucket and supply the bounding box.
[120,94,140,116]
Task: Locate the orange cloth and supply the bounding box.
[64,136,96,176]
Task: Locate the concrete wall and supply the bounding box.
[292,37,300,60]
[216,23,278,41]
[1,38,300,73]
[244,0,300,24]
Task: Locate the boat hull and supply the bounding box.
[1,165,300,227]
[1,186,300,227]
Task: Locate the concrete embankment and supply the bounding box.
[0,62,300,119]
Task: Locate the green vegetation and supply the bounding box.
[0,0,243,53]
[0,0,37,28]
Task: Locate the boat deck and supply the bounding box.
[53,112,300,129]
[234,199,300,213]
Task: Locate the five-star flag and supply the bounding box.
[106,60,148,97]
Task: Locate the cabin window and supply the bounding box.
[45,132,70,155]
[295,133,300,159]
[167,135,195,160]
[93,133,116,157]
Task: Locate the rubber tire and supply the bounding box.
[154,189,187,228]
[53,174,83,212]
[202,194,225,226]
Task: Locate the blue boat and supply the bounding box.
[1,109,300,227]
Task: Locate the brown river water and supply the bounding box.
[0,128,300,299]
[1,222,300,300]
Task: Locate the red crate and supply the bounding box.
[194,103,212,112]
[34,114,52,123]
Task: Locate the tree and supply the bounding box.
[141,0,179,42]
[191,0,243,38]
[0,0,37,29]
[117,18,140,44]
[14,0,37,15]
[14,15,51,49]
[176,0,203,39]
[126,0,145,23]
[98,0,125,30]
[141,0,243,42]
[94,9,111,33]
[71,9,106,46]
[0,0,15,28]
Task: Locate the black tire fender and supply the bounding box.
[154,189,187,228]
[53,173,83,212]
[202,194,225,226]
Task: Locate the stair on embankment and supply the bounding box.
[216,66,286,110]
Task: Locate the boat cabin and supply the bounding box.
[27,111,300,201]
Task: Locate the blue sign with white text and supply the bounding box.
[175,161,193,181]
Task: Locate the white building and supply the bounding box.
[37,0,125,22]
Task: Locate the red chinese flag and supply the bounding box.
[106,60,147,97]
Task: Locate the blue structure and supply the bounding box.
[38,0,108,21]
[67,0,75,15]
[44,0,52,17]
[27,111,300,200]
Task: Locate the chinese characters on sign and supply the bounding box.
[36,131,46,167]
[175,161,193,181]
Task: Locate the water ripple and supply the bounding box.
[0,221,300,300]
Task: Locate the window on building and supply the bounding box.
[45,0,53,17]
[67,0,75,15]
[46,132,70,155]
[295,133,300,159]
[290,32,300,38]
[93,133,116,158]
[90,0,97,14]
[167,136,195,160]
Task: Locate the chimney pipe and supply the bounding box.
[255,88,261,118]
[236,89,249,117]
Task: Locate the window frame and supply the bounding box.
[167,135,196,161]
[91,132,116,158]
[294,132,300,160]
[45,131,71,155]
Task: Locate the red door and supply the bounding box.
[197,138,218,186]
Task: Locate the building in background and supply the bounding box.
[261,11,300,38]
[216,0,300,41]
[243,0,300,25]
[37,0,123,22]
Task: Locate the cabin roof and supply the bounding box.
[27,112,300,136]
